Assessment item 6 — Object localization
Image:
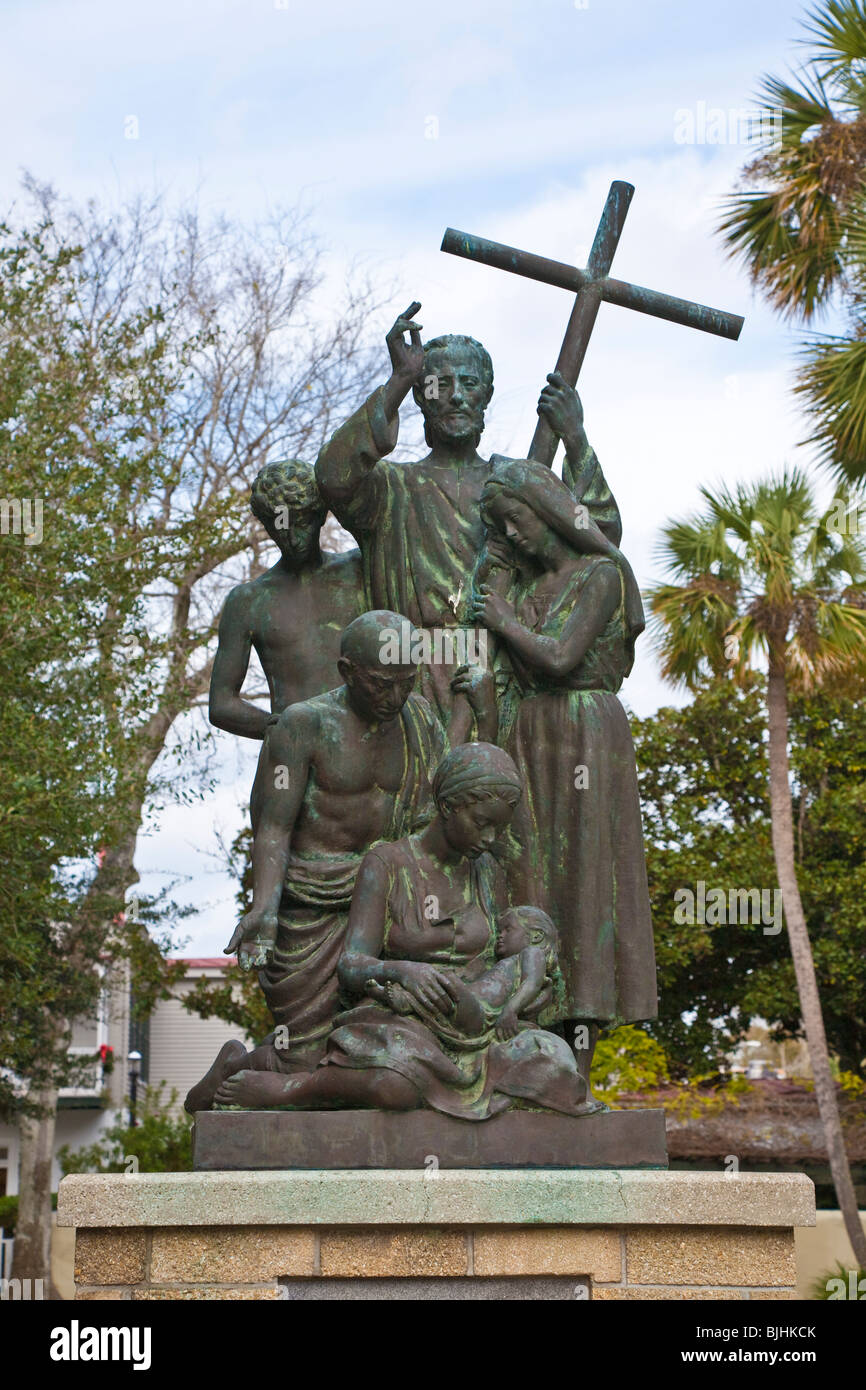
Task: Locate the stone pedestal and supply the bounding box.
[57,1169,814,1301]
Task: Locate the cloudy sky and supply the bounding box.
[5,0,838,953]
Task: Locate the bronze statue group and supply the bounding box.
[185,305,656,1122]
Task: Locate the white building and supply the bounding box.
[0,958,248,1196]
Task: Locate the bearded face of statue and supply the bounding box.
[416,343,492,451]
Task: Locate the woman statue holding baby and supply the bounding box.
[469,458,657,1099]
[215,742,588,1117]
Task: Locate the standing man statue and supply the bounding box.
[315,303,622,725]
[209,459,365,739]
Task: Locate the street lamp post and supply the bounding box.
[128,1050,142,1129]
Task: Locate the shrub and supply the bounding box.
[57,1083,192,1174]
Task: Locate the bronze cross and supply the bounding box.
[441,180,744,466]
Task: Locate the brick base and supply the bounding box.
[72,1223,798,1300]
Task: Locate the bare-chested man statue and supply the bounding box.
[185,609,444,1112]
[315,302,622,725]
[209,459,364,739]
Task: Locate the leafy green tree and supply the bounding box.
[633,678,777,1073]
[786,692,866,1074]
[591,1025,670,1104]
[633,679,866,1078]
[20,179,381,938]
[647,467,866,1264]
[0,218,193,1281]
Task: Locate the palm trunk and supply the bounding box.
[766,665,866,1268]
[12,1084,58,1291]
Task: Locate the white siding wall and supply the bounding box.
[147,971,252,1113]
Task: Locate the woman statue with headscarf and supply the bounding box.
[470,459,657,1104]
[214,742,588,1118]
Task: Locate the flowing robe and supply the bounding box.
[503,556,657,1025]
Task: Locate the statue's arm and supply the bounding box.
[563,437,623,549]
[337,851,392,995]
[491,563,620,679]
[243,712,313,924]
[209,586,271,740]
[314,390,394,516]
[315,303,424,517]
[506,946,548,1018]
[537,373,622,546]
[449,664,499,745]
[493,945,549,1039]
[447,695,474,747]
[339,850,460,1017]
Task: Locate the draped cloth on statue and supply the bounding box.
[259,850,360,1047]
[315,386,621,722]
[507,677,658,1024]
[497,546,656,1026]
[259,693,445,1050]
[320,836,587,1118]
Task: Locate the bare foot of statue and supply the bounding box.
[575,1096,609,1116]
[213,1068,307,1110]
[184,1039,249,1114]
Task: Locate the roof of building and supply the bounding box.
[168,957,236,968]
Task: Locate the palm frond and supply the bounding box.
[802,0,866,108]
[758,70,841,142]
[644,580,740,689]
[788,593,866,688]
[698,481,757,541]
[806,510,866,580]
[835,180,866,281]
[717,182,845,320]
[716,56,866,319]
[796,331,866,481]
[651,469,866,698]
[653,513,742,582]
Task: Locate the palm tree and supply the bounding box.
[647,468,866,1266]
[717,0,866,483]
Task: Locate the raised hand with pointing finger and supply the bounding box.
[386,301,424,383]
[382,302,425,421]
